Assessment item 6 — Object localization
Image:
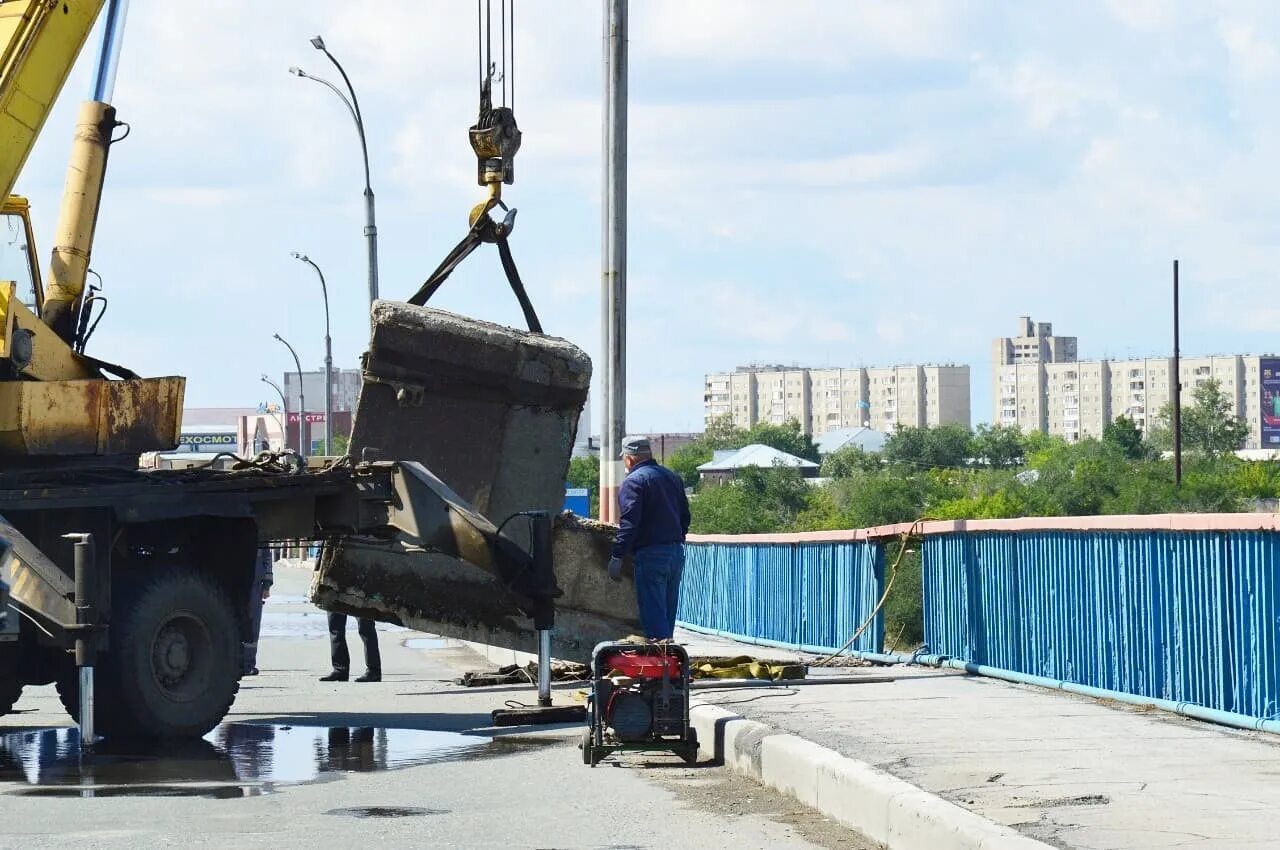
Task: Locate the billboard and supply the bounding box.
[1262,358,1280,448]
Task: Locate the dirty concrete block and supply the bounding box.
[314,511,641,663]
[351,302,591,539]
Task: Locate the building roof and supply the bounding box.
[697,443,820,472]
[816,426,887,456]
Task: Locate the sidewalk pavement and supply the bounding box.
[676,628,1280,850]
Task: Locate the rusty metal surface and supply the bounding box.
[0,375,183,456]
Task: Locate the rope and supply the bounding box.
[813,518,923,667]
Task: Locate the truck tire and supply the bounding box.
[59,567,241,740]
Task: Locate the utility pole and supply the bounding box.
[600,0,628,523]
[1173,259,1182,486]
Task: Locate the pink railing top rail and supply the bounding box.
[685,513,1280,545]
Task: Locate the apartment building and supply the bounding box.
[992,316,1078,435]
[705,364,970,437]
[994,344,1276,449]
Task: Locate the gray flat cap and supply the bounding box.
[621,435,651,456]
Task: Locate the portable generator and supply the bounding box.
[581,641,699,767]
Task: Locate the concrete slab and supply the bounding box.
[688,633,1280,850]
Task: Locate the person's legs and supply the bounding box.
[325,611,350,680]
[665,544,685,640]
[244,580,267,673]
[632,546,672,640]
[356,617,381,680]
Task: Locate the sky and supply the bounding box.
[12,1,1280,433]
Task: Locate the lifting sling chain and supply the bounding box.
[407,0,542,334]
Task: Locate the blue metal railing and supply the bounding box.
[678,539,885,655]
[923,529,1280,722]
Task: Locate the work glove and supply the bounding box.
[607,557,623,582]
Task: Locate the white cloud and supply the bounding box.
[1218,20,1280,80]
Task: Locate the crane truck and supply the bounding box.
[0,0,634,741]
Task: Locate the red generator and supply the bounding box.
[581,641,698,767]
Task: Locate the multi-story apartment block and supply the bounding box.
[992,316,1078,435]
[1045,361,1109,442]
[705,364,970,437]
[992,319,1276,448]
[992,316,1079,367]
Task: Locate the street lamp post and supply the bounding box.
[289,36,378,309]
[290,252,333,453]
[273,333,306,458]
[260,374,287,451]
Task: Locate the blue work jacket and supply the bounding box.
[611,459,691,559]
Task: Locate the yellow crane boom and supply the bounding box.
[0,0,104,202]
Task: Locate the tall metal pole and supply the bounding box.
[600,0,628,523]
[273,334,306,458]
[292,254,333,452]
[292,37,379,308]
[1173,259,1182,486]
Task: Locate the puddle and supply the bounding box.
[404,637,448,651]
[265,594,311,606]
[258,612,409,639]
[15,784,267,799]
[326,805,447,818]
[0,723,490,797]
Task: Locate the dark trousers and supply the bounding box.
[242,588,266,673]
[328,612,381,675]
[633,543,685,640]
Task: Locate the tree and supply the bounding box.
[827,471,926,527]
[668,443,713,489]
[1102,416,1147,460]
[970,423,1026,469]
[883,424,971,470]
[743,420,820,462]
[821,445,883,479]
[1151,378,1249,457]
[688,465,815,534]
[566,455,601,516]
[703,415,747,449]
[1184,379,1249,456]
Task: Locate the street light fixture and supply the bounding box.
[289,36,378,309]
[273,333,306,458]
[290,252,333,454]
[259,374,287,451]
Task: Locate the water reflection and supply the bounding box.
[0,723,489,796]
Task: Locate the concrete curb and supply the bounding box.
[690,703,1052,850]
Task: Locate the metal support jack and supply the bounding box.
[64,532,96,753]
[491,512,586,727]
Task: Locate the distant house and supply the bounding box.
[696,443,821,484]
[816,426,887,457]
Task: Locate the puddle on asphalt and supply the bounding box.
[404,637,448,650]
[0,723,490,798]
[258,611,409,639]
[326,805,447,818]
[264,593,311,605]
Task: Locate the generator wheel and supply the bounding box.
[681,727,700,765]
[60,567,241,740]
[580,729,593,765]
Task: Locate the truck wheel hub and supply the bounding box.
[153,622,193,685]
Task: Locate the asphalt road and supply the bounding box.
[0,564,876,850]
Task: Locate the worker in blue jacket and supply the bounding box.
[608,435,692,641]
